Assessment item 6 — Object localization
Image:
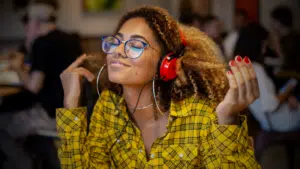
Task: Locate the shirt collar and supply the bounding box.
[100,90,126,116]
[101,90,212,118]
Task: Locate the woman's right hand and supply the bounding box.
[60,54,95,108]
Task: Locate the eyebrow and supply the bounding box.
[116,32,150,44]
[116,32,123,39]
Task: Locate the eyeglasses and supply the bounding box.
[101,36,157,59]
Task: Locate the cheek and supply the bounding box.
[131,56,158,77]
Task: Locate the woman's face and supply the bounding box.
[106,17,161,86]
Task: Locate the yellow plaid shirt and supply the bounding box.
[56,90,260,169]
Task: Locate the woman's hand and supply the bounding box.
[60,54,95,108]
[216,56,259,124]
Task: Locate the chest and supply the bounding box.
[105,115,207,168]
[136,115,169,156]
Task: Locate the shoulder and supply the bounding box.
[93,89,124,117]
[32,35,48,49]
[252,62,271,80]
[252,62,263,72]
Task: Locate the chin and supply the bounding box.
[108,72,127,84]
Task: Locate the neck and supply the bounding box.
[123,84,153,110]
[40,23,56,35]
[123,84,156,121]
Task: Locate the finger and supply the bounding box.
[66,54,88,70]
[74,67,95,82]
[244,57,260,98]
[227,70,238,89]
[229,60,246,101]
[235,56,254,102]
[225,70,239,101]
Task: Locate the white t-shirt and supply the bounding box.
[249,63,300,131]
[223,31,239,61]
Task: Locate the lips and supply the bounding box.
[110,60,130,67]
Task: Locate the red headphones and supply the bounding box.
[158,30,187,81]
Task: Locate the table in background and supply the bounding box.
[275,71,300,79]
[0,85,22,97]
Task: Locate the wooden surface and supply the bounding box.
[0,86,21,97]
[275,71,300,79]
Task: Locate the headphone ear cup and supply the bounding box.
[158,53,178,81]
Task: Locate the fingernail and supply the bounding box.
[235,55,242,62]
[229,60,236,67]
[227,70,233,75]
[244,56,251,64]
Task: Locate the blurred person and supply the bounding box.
[192,14,204,30]
[6,2,82,119]
[18,12,40,69]
[268,5,300,111]
[202,15,224,55]
[19,13,30,57]
[234,23,300,168]
[179,12,195,26]
[235,23,300,132]
[234,9,249,31]
[179,13,205,31]
[223,9,249,62]
[0,2,82,169]
[269,6,300,72]
[57,6,260,168]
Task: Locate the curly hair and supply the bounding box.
[86,6,229,110]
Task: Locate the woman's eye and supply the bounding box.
[128,41,144,49]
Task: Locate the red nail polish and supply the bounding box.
[244,56,251,64]
[236,55,242,62]
[227,70,233,75]
[229,60,236,67]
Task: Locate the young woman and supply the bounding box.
[57,6,260,168]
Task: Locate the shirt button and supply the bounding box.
[117,139,120,143]
[74,117,79,121]
[169,117,173,121]
[151,154,155,159]
[179,153,183,158]
[139,149,143,153]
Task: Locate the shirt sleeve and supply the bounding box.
[56,100,110,169]
[253,63,279,112]
[201,113,261,169]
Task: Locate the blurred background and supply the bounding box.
[1,0,299,52]
[0,0,300,169]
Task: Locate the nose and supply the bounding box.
[114,41,126,58]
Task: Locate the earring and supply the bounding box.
[96,64,107,96]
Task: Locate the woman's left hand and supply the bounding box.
[216,56,260,125]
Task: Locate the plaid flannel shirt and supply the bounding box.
[56,90,260,169]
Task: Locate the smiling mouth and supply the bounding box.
[110,61,130,67]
